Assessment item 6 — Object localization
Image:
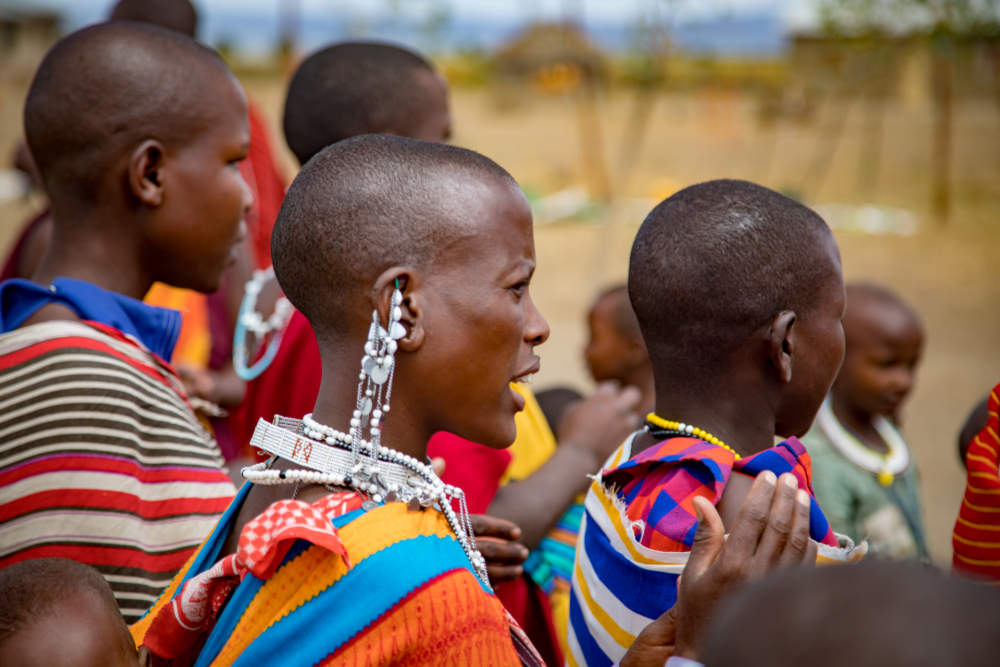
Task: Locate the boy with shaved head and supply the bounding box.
[802,283,928,561]
[0,22,249,619]
[568,180,864,666]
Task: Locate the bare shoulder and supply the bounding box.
[716,471,755,533]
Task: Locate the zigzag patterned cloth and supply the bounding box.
[953,382,1000,583]
[132,482,541,667]
[567,433,856,667]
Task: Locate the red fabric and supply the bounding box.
[494,577,564,667]
[427,433,512,514]
[232,309,322,452]
[953,382,1000,581]
[241,103,286,270]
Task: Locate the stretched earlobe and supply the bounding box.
[128,140,166,206]
[769,311,796,384]
[372,269,424,352]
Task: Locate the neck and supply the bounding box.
[651,373,778,458]
[622,361,657,415]
[829,392,885,450]
[311,345,432,462]
[33,205,152,300]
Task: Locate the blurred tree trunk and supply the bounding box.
[931,47,953,225]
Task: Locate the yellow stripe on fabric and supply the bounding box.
[987,425,999,443]
[967,453,1000,467]
[590,479,667,567]
[953,551,1000,566]
[965,483,1000,495]
[130,544,202,645]
[962,498,1000,513]
[952,533,1000,549]
[572,554,637,649]
[956,515,1000,531]
[501,384,558,485]
[210,503,455,667]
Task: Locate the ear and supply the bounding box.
[128,140,166,207]
[768,311,797,384]
[372,268,424,353]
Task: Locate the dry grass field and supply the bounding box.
[2,68,1000,566]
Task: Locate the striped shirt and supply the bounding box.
[0,320,236,620]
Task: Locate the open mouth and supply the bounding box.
[512,359,541,386]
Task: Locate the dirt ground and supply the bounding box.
[2,72,999,566]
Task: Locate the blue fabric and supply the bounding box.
[230,534,478,667]
[569,589,614,667]
[580,508,679,616]
[0,277,182,361]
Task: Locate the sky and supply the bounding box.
[7,0,822,55]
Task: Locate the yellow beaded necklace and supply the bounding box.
[646,412,741,460]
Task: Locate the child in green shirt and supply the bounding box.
[801,283,928,560]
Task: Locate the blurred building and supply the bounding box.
[495,22,605,94]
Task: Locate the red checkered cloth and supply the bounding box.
[604,436,839,552]
[143,492,362,663]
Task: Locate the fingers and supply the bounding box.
[684,496,726,580]
[477,537,529,565]
[617,385,643,411]
[777,489,814,568]
[486,563,525,584]
[431,457,446,477]
[721,471,777,560]
[469,514,522,541]
[804,536,819,566]
[752,473,800,568]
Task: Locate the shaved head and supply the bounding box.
[24,22,235,210]
[271,134,518,342]
[629,180,836,374]
[703,562,1000,667]
[283,42,447,165]
[109,0,198,36]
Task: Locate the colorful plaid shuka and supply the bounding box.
[953,382,1000,583]
[568,433,862,667]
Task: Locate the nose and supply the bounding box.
[237,163,256,218]
[524,293,550,346]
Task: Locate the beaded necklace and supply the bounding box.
[233,267,294,381]
[645,412,742,460]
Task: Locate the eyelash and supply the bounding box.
[511,280,528,295]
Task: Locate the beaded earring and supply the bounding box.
[244,281,489,586]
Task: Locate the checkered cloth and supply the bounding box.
[606,436,839,551]
[566,434,841,667]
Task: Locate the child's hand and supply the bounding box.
[620,471,815,667]
[470,514,529,585]
[559,382,642,467]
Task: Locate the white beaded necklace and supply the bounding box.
[234,267,294,381]
[241,286,490,588]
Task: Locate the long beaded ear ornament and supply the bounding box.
[241,284,489,588]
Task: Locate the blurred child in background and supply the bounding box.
[0,558,148,667]
[585,284,655,415]
[802,283,928,560]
